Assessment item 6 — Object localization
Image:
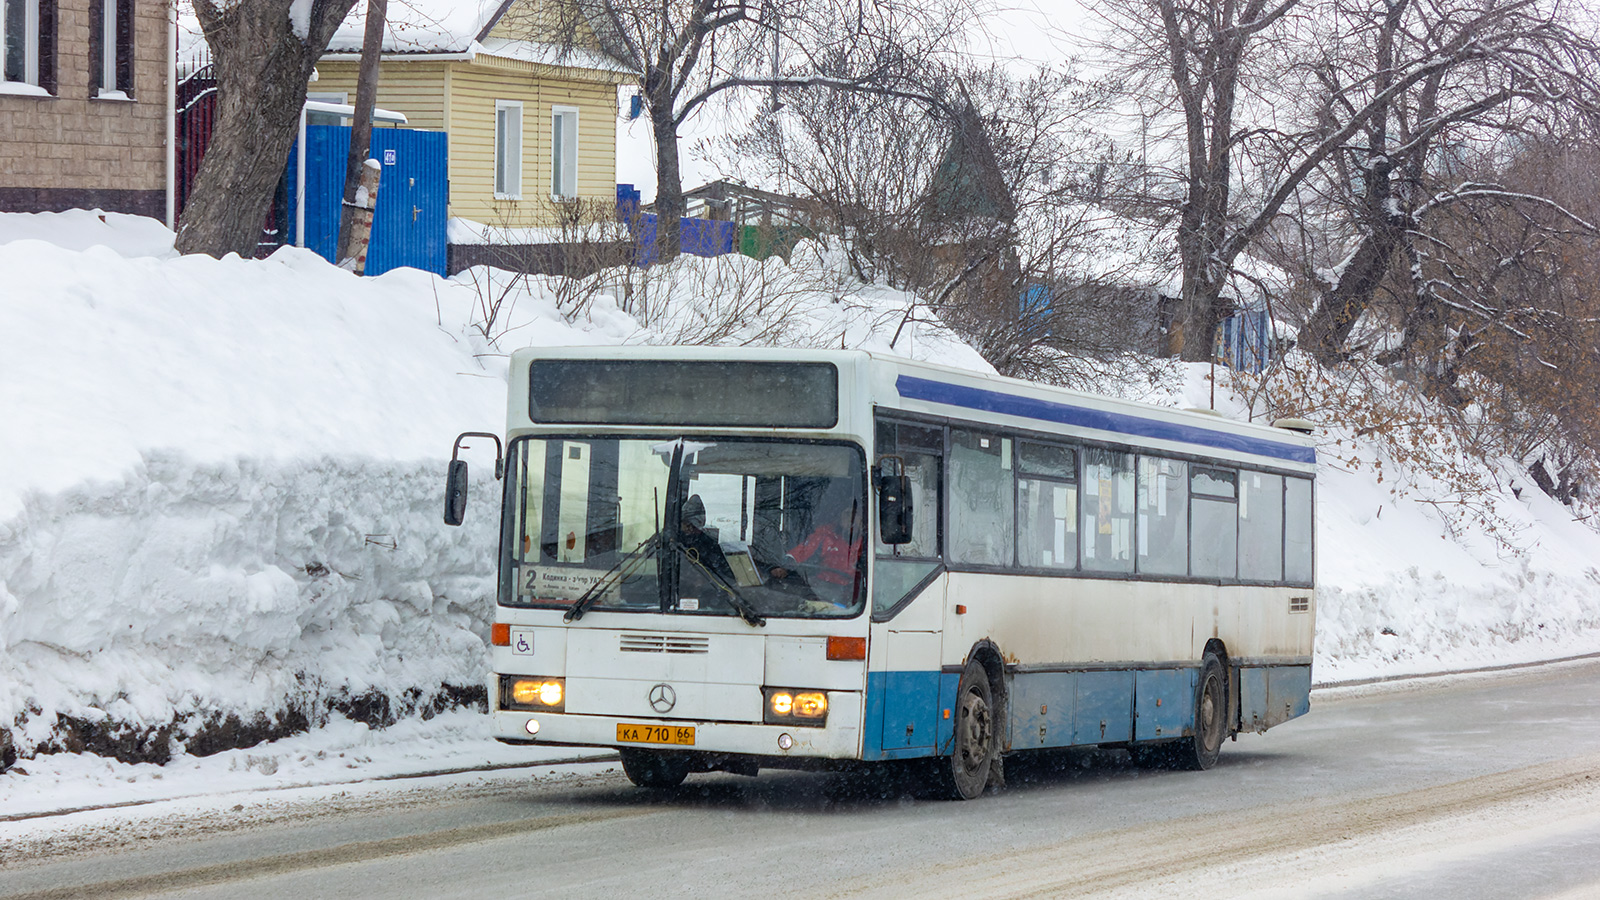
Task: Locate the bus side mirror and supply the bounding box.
[876,459,913,544]
[444,459,469,526]
[445,431,503,526]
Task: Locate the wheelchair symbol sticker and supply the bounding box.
[511,628,534,655]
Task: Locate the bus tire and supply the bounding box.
[1174,652,1227,771]
[619,749,690,789]
[937,660,999,800]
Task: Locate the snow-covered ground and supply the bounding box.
[2,209,1598,823]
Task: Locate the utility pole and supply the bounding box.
[338,0,388,266]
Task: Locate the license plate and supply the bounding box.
[616,723,696,746]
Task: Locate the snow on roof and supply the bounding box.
[326,0,498,54]
[322,0,634,75]
[1039,203,1292,309]
[475,37,634,74]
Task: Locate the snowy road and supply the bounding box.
[4,660,1600,900]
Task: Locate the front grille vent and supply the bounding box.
[620,633,711,654]
[1289,596,1311,614]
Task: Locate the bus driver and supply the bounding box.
[768,501,864,609]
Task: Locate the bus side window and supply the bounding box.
[1190,467,1238,579]
[949,429,1015,567]
[1239,471,1285,581]
[875,420,943,559]
[1017,441,1076,569]
[1284,476,1313,583]
[1137,456,1187,576]
[1082,448,1135,574]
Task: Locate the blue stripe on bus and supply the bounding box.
[863,665,1311,760]
[894,375,1317,464]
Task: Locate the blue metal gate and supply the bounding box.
[1216,307,1273,373]
[288,126,448,276]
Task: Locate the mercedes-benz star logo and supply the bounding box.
[648,683,677,713]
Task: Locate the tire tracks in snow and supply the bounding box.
[830,752,1600,899]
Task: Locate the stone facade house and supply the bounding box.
[1,0,169,217]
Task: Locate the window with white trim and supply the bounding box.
[305,91,348,126]
[551,105,579,199]
[2,0,54,92]
[89,0,131,97]
[495,100,523,199]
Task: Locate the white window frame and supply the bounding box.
[97,0,115,95]
[551,105,579,201]
[1,0,41,88]
[495,99,524,200]
[305,91,348,126]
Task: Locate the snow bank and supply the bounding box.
[0,216,984,764]
[2,210,1598,773]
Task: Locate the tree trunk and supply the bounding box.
[650,89,684,262]
[177,0,361,259]
[1172,207,1232,362]
[1176,276,1232,362]
[338,0,386,263]
[1301,223,1403,364]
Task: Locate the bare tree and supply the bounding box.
[1293,0,1600,367]
[337,0,388,265]
[1098,0,1600,363]
[177,0,363,258]
[540,0,975,260]
[730,62,1178,386]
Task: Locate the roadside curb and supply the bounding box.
[0,753,620,825]
[1312,650,1600,690]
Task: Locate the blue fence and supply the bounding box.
[288,126,449,276]
[616,183,741,266]
[1216,307,1273,373]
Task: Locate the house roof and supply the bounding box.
[927,100,1018,224]
[324,0,634,75]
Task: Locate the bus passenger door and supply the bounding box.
[876,605,934,752]
[873,588,943,756]
[870,418,946,758]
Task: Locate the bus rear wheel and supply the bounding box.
[620,749,690,788]
[937,660,999,800]
[1173,652,1227,771]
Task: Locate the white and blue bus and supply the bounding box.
[445,347,1315,799]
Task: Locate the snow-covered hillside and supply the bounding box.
[2,209,1598,778]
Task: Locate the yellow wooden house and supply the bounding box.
[314,0,634,228]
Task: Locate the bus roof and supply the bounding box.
[509,347,1317,472]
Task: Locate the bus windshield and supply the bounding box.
[501,437,867,619]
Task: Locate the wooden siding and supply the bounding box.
[444,57,619,227]
[483,0,624,54]
[484,0,568,43]
[309,59,450,132]
[312,53,620,227]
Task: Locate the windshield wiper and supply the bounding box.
[680,547,766,628]
[563,530,662,623]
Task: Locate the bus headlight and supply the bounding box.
[504,676,565,712]
[764,688,827,726]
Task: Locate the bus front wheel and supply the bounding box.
[937,660,999,800]
[620,749,690,789]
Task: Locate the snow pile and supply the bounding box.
[2,209,1598,780]
[0,708,610,822]
[0,213,983,765]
